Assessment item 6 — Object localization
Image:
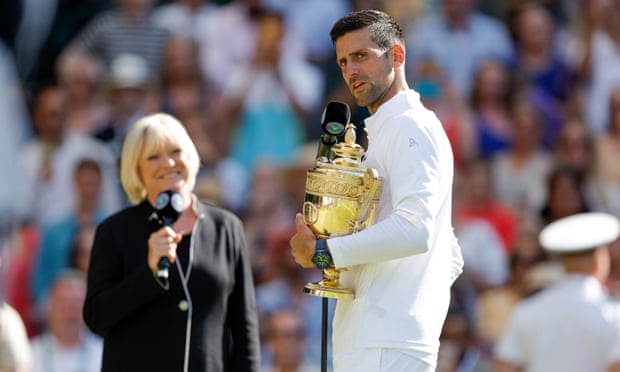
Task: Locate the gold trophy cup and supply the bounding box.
[302,123,382,299]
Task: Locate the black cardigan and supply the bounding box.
[83,199,260,371]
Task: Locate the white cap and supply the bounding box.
[108,53,150,88]
[539,212,620,254]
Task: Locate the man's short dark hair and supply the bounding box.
[330,9,404,50]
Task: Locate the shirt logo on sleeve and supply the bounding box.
[409,138,417,147]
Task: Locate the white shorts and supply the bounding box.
[333,348,434,372]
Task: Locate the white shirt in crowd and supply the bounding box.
[30,331,103,372]
[496,275,620,372]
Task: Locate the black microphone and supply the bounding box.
[153,190,183,280]
[316,101,350,161]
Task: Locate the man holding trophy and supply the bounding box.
[289,9,464,372]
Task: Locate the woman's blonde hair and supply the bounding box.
[120,113,200,204]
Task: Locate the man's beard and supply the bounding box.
[353,83,380,108]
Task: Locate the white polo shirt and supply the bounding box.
[328,90,463,365]
[496,275,620,372]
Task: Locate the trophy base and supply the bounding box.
[304,281,354,300]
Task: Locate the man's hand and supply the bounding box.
[289,213,317,268]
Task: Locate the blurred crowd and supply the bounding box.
[1,0,620,371]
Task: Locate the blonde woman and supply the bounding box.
[83,113,259,371]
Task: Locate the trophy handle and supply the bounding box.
[354,168,381,230]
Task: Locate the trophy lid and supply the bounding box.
[331,124,364,167]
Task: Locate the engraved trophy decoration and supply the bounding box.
[302,101,382,300]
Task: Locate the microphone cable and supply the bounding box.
[176,213,201,372]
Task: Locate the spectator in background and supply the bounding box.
[468,59,514,159]
[16,83,121,227]
[554,116,596,177]
[221,8,323,173]
[594,86,620,217]
[545,117,607,211]
[267,0,351,140]
[194,0,304,93]
[382,0,429,32]
[276,0,351,66]
[491,96,553,224]
[181,109,249,214]
[94,53,155,165]
[561,0,607,77]
[241,162,296,274]
[455,218,509,292]
[507,2,573,150]
[152,0,216,39]
[565,0,620,134]
[31,158,108,317]
[1,222,40,337]
[261,308,322,372]
[552,118,605,216]
[406,0,514,99]
[495,212,620,372]
[455,157,519,255]
[539,164,591,228]
[30,270,102,372]
[158,36,210,118]
[413,58,476,172]
[508,3,574,106]
[194,0,259,91]
[60,0,169,79]
[281,141,320,212]
[56,52,109,135]
[69,225,96,275]
[0,39,31,247]
[0,255,32,372]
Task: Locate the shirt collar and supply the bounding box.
[364,89,421,141]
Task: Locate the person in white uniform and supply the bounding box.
[495,212,620,372]
[289,9,464,372]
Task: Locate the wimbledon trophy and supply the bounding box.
[302,101,382,300]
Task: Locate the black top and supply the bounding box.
[83,199,260,372]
